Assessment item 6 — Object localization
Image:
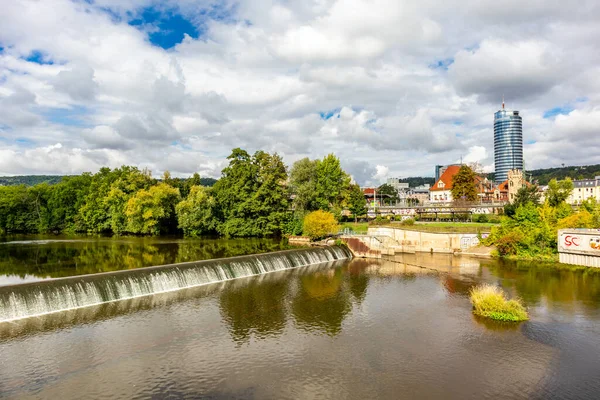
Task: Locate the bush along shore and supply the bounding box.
[470,284,529,322]
[482,179,600,262]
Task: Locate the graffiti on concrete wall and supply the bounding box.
[460,235,479,249]
[469,208,492,215]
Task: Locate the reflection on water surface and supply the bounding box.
[0,235,292,284]
[1,246,600,399]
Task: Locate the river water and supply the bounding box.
[0,235,292,285]
[1,238,600,399]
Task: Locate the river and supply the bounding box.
[0,237,599,399]
[0,235,292,285]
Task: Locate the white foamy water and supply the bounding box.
[0,246,351,322]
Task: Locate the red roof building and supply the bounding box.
[429,165,461,193]
[429,165,519,203]
[429,165,461,202]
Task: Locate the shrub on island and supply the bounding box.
[469,284,528,322]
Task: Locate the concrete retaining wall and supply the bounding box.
[342,236,383,259]
[367,227,482,254]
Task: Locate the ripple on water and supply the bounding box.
[1,258,600,399]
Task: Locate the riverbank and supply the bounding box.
[342,223,600,270]
[340,226,491,259]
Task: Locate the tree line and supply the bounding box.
[0,148,366,237]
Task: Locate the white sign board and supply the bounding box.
[558,230,600,256]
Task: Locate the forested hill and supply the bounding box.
[414,164,600,186]
[0,175,218,187]
[527,164,600,185]
[0,176,65,186]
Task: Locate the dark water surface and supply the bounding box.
[0,235,292,285]
[1,246,600,399]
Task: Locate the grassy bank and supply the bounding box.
[490,251,559,263]
[339,222,369,234]
[469,284,528,322]
[374,222,495,234]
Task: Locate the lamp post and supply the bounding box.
[373,188,377,215]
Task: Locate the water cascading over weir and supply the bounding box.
[0,246,352,323]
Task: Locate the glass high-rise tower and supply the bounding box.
[494,103,523,183]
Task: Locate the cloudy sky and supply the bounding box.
[1,0,599,185]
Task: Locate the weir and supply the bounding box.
[0,246,352,323]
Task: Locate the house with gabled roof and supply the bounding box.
[429,165,461,203]
[429,165,527,203]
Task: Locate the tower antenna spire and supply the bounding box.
[502,94,505,110]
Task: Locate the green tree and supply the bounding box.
[252,150,290,234]
[580,198,600,227]
[0,184,50,233]
[557,210,597,229]
[46,174,92,232]
[451,165,478,202]
[504,184,541,217]
[179,172,202,198]
[77,166,155,233]
[302,210,338,240]
[175,185,217,236]
[106,168,155,234]
[28,183,51,232]
[514,184,541,206]
[376,183,399,205]
[315,154,350,211]
[346,184,366,222]
[212,148,289,237]
[289,158,318,212]
[546,178,574,207]
[125,183,181,235]
[581,197,598,213]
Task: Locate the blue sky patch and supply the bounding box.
[15,138,35,147]
[526,140,537,145]
[429,58,454,70]
[129,7,200,49]
[42,106,91,127]
[171,140,192,150]
[543,105,574,119]
[25,50,54,65]
[319,108,341,120]
[126,3,239,49]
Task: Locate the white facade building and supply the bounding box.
[568,176,600,205]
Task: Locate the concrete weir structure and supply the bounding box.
[341,227,489,259]
[558,229,600,268]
